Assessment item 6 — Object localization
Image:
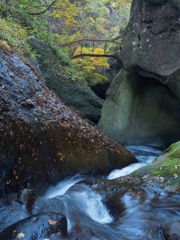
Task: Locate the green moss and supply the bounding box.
[131,142,180,190]
[150,157,180,177]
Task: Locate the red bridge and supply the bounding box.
[61,39,121,59]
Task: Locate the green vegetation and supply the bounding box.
[131,141,180,190]
[0,0,131,87]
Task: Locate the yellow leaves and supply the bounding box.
[174,173,178,178]
[82,66,96,72]
[6,180,11,184]
[48,220,57,225]
[16,233,25,239]
[35,118,38,121]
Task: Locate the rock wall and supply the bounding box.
[97,0,180,146]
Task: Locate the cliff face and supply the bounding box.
[97,0,180,147]
[119,0,180,99]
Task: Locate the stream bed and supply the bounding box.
[1,146,180,240]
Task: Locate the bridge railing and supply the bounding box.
[60,39,121,59]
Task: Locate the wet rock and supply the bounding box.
[17,189,37,212]
[163,220,180,240]
[0,212,67,240]
[0,47,137,195]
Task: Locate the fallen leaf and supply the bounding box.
[35,118,38,121]
[142,174,150,179]
[127,189,132,192]
[48,220,57,225]
[174,173,178,178]
[161,179,167,182]
[16,233,25,239]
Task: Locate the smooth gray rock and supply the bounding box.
[118,0,180,100]
[97,69,180,146]
[97,0,180,146]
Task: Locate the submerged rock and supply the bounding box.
[0,212,67,240]
[0,47,137,195]
[17,189,37,212]
[163,220,180,240]
[97,0,180,146]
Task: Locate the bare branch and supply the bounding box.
[27,0,56,16]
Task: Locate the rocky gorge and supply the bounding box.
[1,0,180,239]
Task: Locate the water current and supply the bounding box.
[1,146,180,240]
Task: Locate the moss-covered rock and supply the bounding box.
[131,141,180,190]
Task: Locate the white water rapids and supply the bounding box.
[2,145,180,240]
[108,145,163,179]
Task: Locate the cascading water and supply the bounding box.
[107,145,163,179]
[1,146,180,240]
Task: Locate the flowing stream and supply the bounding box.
[1,146,180,239]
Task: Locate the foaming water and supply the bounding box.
[46,176,113,224]
[45,173,85,198]
[1,175,180,239]
[1,146,180,240]
[108,145,163,179]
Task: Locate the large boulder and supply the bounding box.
[0,46,137,195]
[97,69,180,146]
[97,0,180,146]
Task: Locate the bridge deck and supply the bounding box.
[61,39,120,59]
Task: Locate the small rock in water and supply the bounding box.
[163,220,180,240]
[0,212,67,240]
[17,188,37,212]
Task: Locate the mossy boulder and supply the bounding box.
[0,47,137,195]
[131,141,180,190]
